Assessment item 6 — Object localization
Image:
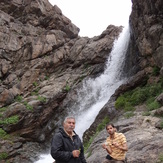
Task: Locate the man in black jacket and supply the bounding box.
[51,116,87,163]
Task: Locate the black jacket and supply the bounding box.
[51,127,87,163]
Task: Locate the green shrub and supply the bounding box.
[124,112,135,119]
[15,95,23,102]
[152,66,160,76]
[31,87,40,96]
[33,81,38,87]
[23,101,33,111]
[115,81,163,112]
[146,97,155,105]
[124,105,135,112]
[158,153,163,162]
[0,107,6,112]
[0,152,8,160]
[160,119,163,129]
[130,87,148,105]
[148,83,162,96]
[147,101,161,111]
[0,115,19,125]
[142,111,150,116]
[0,128,7,138]
[124,103,135,112]
[115,96,126,109]
[160,77,163,87]
[96,117,110,132]
[86,150,92,158]
[31,91,39,96]
[37,96,46,102]
[44,76,49,80]
[65,84,70,92]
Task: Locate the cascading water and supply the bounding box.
[35,24,130,163]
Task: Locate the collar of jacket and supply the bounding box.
[59,127,77,138]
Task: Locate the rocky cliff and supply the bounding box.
[0,0,162,163]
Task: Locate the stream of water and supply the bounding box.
[35,24,130,163]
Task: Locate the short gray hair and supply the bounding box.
[63,116,75,124]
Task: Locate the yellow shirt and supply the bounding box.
[105,132,127,160]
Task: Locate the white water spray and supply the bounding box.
[35,25,130,163]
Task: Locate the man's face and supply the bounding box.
[106,125,115,135]
[63,118,75,134]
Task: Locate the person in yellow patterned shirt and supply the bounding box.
[102,123,128,163]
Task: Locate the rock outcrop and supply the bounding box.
[85,105,163,163]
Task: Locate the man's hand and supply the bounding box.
[72,150,80,158]
[102,143,112,154]
[112,142,119,148]
[102,143,107,149]
[112,142,128,151]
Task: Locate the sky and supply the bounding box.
[48,0,132,37]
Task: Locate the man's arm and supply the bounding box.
[112,142,128,151]
[102,143,112,154]
[113,133,128,151]
[51,133,73,161]
[120,142,128,151]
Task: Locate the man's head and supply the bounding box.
[106,123,116,135]
[63,116,75,134]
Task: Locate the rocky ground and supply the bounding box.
[85,106,163,163]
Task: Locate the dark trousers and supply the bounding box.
[102,154,127,163]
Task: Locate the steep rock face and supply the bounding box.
[0,0,123,162]
[123,0,163,77]
[130,0,163,69]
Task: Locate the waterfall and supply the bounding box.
[74,25,130,139]
[35,24,130,163]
